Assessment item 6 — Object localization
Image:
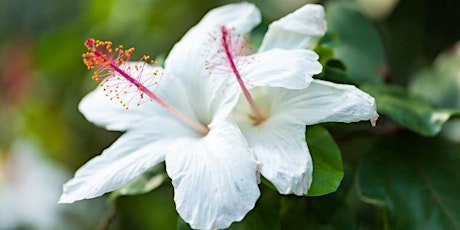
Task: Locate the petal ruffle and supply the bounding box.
[79,64,165,131]
[236,115,313,195]
[165,2,261,77]
[165,119,260,229]
[249,79,378,126]
[242,48,322,89]
[258,4,327,52]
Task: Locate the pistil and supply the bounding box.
[219,26,266,124]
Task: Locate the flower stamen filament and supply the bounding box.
[84,39,209,135]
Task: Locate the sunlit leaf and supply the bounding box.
[361,83,459,136]
[358,134,460,229]
[306,125,344,196]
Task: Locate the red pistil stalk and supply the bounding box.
[219,26,266,124]
[83,39,209,135]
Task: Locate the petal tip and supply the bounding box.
[370,114,379,127]
[58,194,75,204]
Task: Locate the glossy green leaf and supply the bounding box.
[326,2,385,84]
[357,134,460,229]
[306,125,344,196]
[361,83,459,136]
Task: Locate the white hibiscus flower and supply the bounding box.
[60,2,323,229]
[209,4,379,196]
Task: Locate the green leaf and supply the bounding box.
[109,163,167,202]
[317,31,341,48]
[361,83,459,136]
[280,169,356,230]
[326,2,385,84]
[281,196,356,230]
[321,60,358,86]
[314,43,357,86]
[314,45,336,66]
[357,134,460,229]
[409,44,460,142]
[176,217,192,230]
[306,125,344,196]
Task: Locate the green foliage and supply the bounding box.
[361,83,459,136]
[306,125,344,196]
[409,45,460,142]
[325,2,385,84]
[358,134,460,229]
[314,45,357,85]
[280,170,356,230]
[177,217,193,230]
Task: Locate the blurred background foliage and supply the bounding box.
[0,0,459,229]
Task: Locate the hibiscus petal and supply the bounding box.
[79,63,164,131]
[165,2,261,77]
[156,70,240,129]
[165,120,260,229]
[236,114,313,195]
[59,115,193,204]
[258,4,327,52]
[59,140,167,203]
[242,48,322,89]
[258,79,379,126]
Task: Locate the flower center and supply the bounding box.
[210,26,266,125]
[83,39,209,135]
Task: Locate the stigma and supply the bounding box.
[83,39,161,110]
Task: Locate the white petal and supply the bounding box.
[59,140,167,203]
[166,120,260,229]
[259,4,327,52]
[236,114,313,195]
[247,80,378,126]
[79,63,164,131]
[154,69,240,132]
[59,115,193,203]
[165,2,261,77]
[241,48,322,89]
